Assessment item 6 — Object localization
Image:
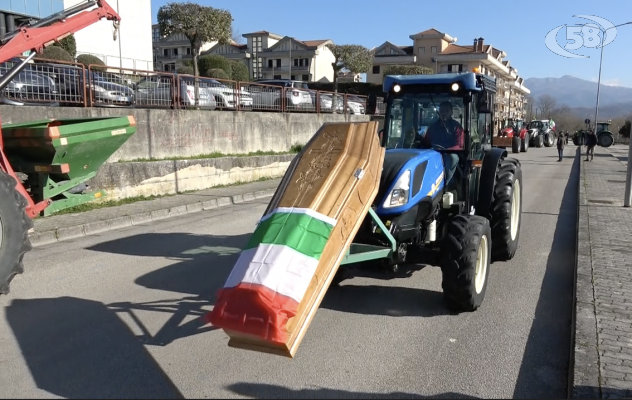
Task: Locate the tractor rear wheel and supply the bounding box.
[441,214,492,312]
[0,171,33,295]
[511,136,520,154]
[520,137,528,152]
[489,158,522,262]
[535,134,544,148]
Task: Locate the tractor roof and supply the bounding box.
[383,72,486,93]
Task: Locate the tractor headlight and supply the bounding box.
[383,170,410,208]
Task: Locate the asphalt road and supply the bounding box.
[0,145,580,399]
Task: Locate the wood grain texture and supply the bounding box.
[226,121,385,358]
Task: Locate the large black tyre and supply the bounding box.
[535,134,544,148]
[0,171,33,295]
[440,214,492,312]
[520,137,528,152]
[511,136,520,153]
[489,158,522,262]
[543,134,551,147]
[598,133,614,148]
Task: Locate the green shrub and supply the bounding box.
[198,55,231,77]
[290,143,303,153]
[37,46,74,63]
[76,54,107,71]
[230,61,250,82]
[177,66,194,75]
[206,68,229,80]
[52,35,77,58]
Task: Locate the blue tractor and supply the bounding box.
[335,72,523,312]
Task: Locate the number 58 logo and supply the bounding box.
[545,15,618,58]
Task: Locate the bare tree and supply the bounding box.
[158,2,232,106]
[231,27,244,44]
[537,94,557,117]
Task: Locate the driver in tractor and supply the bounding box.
[419,101,464,188]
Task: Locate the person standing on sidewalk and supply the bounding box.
[585,129,597,161]
[557,132,565,161]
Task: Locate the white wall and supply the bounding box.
[313,45,334,83]
[64,0,153,71]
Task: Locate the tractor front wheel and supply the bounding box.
[440,214,492,312]
[489,158,522,262]
[0,171,33,295]
[520,137,528,153]
[511,136,520,154]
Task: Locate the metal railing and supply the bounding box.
[0,56,386,115]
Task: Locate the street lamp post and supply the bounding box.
[594,22,632,133]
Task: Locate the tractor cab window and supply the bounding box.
[528,121,542,130]
[386,93,465,151]
[597,123,609,132]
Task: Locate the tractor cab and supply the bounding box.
[368,72,496,218]
[596,121,614,147]
[597,121,611,134]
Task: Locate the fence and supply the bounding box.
[0,56,386,115]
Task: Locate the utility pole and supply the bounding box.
[117,0,123,73]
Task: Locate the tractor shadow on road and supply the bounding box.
[4,296,184,399]
[84,232,252,347]
[512,146,581,398]
[227,382,480,399]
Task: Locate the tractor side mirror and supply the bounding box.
[366,94,378,115]
[378,128,384,141]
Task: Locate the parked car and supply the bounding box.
[346,95,365,114]
[249,79,313,111]
[193,77,253,110]
[133,74,217,110]
[0,58,59,106]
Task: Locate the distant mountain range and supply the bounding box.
[523,75,632,119]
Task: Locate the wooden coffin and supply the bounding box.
[208,121,385,358]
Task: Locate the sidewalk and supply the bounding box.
[29,178,282,247]
[574,144,632,399]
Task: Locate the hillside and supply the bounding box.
[524,75,632,119]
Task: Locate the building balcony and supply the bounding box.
[156,54,192,61]
[373,55,417,64]
[262,65,310,72]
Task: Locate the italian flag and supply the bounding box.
[208,207,337,345]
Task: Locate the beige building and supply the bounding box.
[152,24,217,72]
[369,28,531,130]
[242,31,335,82]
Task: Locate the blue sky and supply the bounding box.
[150,0,632,88]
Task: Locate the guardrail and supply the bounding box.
[0,57,386,115]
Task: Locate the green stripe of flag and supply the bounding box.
[245,212,334,260]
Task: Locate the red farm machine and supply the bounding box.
[0,1,138,295]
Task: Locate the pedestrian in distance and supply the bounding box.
[585,129,597,161]
[557,132,565,161]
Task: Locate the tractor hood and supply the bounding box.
[376,148,445,214]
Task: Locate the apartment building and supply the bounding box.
[242,30,335,82]
[152,23,217,72]
[369,28,530,131]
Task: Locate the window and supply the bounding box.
[274,75,281,79]
[447,64,463,72]
[302,74,309,81]
[418,47,425,54]
[173,48,178,56]
[291,75,296,80]
[187,48,191,55]
[294,58,299,67]
[390,48,397,54]
[268,59,273,68]
[163,49,169,57]
[431,46,437,53]
[372,65,380,74]
[276,59,281,68]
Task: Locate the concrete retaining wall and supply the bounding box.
[88,154,296,201]
[0,105,370,162]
